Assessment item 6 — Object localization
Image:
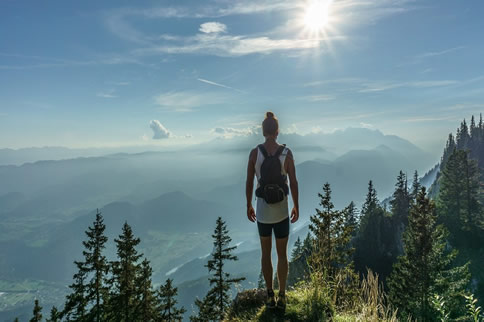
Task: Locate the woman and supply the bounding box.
[246,111,299,309]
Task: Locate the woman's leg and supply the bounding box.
[275,236,289,293]
[260,235,273,290]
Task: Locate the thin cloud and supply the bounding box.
[401,46,466,66]
[299,94,335,102]
[199,22,227,34]
[211,126,260,137]
[197,78,246,93]
[401,115,459,123]
[358,80,458,93]
[97,92,117,98]
[154,91,226,112]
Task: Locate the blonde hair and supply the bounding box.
[262,111,279,136]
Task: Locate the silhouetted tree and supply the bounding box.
[135,258,157,321]
[191,217,245,321]
[438,149,483,245]
[83,210,109,322]
[388,187,470,321]
[157,278,186,322]
[62,260,88,320]
[354,180,397,281]
[309,183,354,274]
[30,299,42,322]
[108,222,143,322]
[410,170,420,202]
[390,171,410,224]
[46,306,60,322]
[291,236,303,261]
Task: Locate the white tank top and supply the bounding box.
[255,145,290,224]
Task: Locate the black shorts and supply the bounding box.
[257,217,290,239]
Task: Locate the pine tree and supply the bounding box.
[388,187,470,321]
[291,236,303,261]
[14,318,19,322]
[343,201,359,236]
[108,222,143,322]
[191,217,245,321]
[410,170,420,202]
[30,299,42,322]
[62,259,88,321]
[438,149,483,245]
[157,278,186,322]
[135,258,158,321]
[354,180,396,280]
[390,171,411,231]
[83,209,109,322]
[46,306,60,322]
[63,210,109,321]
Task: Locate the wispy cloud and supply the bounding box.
[197,78,246,93]
[401,115,459,123]
[0,53,146,70]
[400,46,465,66]
[154,91,226,112]
[299,94,335,102]
[211,125,260,138]
[359,80,458,93]
[133,33,338,57]
[97,89,117,98]
[199,22,227,34]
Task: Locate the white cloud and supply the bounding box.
[199,22,227,34]
[299,94,335,102]
[359,122,373,128]
[150,120,172,139]
[134,34,336,57]
[97,90,117,98]
[211,126,260,137]
[154,91,226,112]
[358,80,458,93]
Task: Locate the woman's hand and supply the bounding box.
[290,207,299,223]
[247,204,256,222]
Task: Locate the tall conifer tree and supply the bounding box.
[157,278,186,322]
[30,299,42,322]
[62,260,88,320]
[388,187,470,321]
[108,222,143,322]
[410,170,420,202]
[438,149,483,244]
[191,217,245,321]
[135,258,157,321]
[46,306,60,322]
[83,210,109,322]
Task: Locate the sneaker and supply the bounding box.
[266,289,276,309]
[276,292,286,309]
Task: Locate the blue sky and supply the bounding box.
[1,0,483,154]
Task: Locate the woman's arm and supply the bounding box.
[285,149,299,223]
[246,148,257,222]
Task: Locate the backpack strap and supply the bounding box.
[258,144,268,158]
[274,144,286,158]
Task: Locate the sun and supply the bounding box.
[303,0,333,32]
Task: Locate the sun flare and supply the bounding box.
[303,0,333,32]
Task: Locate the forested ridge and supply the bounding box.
[20,116,484,321]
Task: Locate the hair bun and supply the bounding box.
[266,111,275,119]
